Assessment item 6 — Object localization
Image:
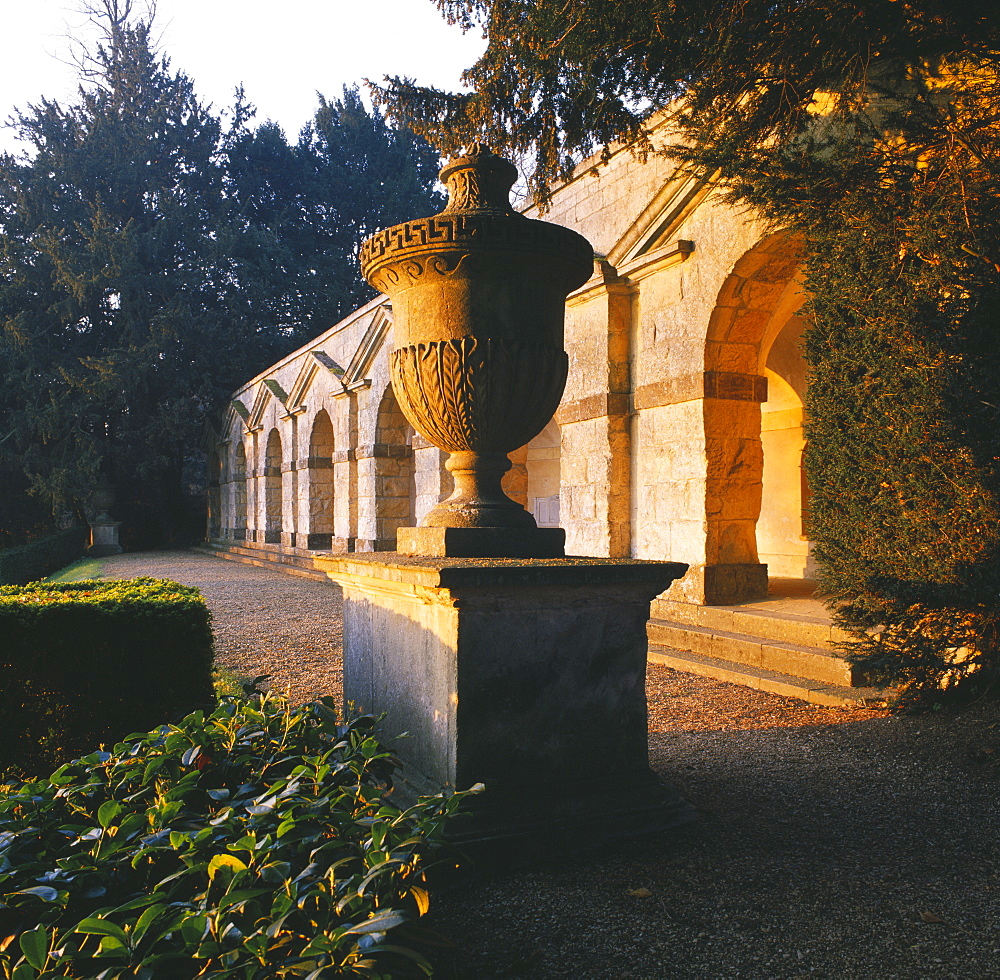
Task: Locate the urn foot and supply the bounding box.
[396,526,566,558]
[420,451,535,530]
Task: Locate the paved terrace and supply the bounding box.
[88,550,999,979]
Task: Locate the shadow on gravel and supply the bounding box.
[431,707,1000,980]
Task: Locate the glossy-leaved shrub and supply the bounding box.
[0,694,474,978]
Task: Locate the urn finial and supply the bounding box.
[439,143,518,215]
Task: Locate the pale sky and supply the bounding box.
[0,0,487,153]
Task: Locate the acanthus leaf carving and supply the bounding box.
[390,339,568,456]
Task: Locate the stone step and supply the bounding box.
[647,645,888,709]
[194,543,330,582]
[646,618,867,687]
[651,596,854,648]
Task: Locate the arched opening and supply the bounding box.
[233,441,247,540]
[372,386,415,551]
[307,410,335,550]
[759,311,812,578]
[526,418,561,527]
[702,230,806,602]
[264,428,283,545]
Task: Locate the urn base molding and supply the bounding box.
[396,525,565,558]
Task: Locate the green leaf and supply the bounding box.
[131,904,168,946]
[368,943,434,973]
[97,800,122,828]
[12,886,59,902]
[217,887,272,912]
[18,925,49,970]
[142,757,166,784]
[75,918,129,944]
[345,912,408,935]
[207,853,248,880]
[98,934,129,956]
[179,915,209,947]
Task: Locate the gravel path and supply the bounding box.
[92,550,344,706]
[93,550,1000,979]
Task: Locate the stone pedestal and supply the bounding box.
[87,520,122,556]
[316,553,695,853]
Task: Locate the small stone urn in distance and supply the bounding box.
[87,475,123,556]
[359,144,593,558]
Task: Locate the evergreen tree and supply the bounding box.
[298,85,445,318]
[381,1,1000,705]
[0,3,287,544]
[224,86,443,339]
[0,7,444,547]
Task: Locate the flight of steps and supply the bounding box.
[194,541,330,582]
[646,585,888,707]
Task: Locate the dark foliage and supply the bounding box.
[0,5,443,546]
[0,578,215,774]
[0,526,88,586]
[0,695,473,977]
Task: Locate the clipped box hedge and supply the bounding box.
[0,578,215,775]
[0,526,89,586]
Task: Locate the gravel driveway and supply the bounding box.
[93,551,1000,979]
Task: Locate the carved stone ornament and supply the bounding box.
[360,145,594,536]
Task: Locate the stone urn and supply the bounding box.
[87,475,123,556]
[91,477,116,523]
[360,145,593,556]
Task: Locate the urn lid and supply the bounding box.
[438,143,519,215]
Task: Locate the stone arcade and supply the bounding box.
[206,121,866,705]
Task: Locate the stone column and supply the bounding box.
[558,263,635,558]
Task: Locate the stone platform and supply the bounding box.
[648,578,888,706]
[316,553,695,853]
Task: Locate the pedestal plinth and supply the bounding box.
[315,553,695,854]
[396,525,565,559]
[87,520,123,556]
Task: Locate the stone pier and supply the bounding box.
[317,553,695,851]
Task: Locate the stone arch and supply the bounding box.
[525,418,561,527]
[703,230,807,600]
[306,410,336,550]
[264,428,283,545]
[373,385,415,551]
[232,441,248,540]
